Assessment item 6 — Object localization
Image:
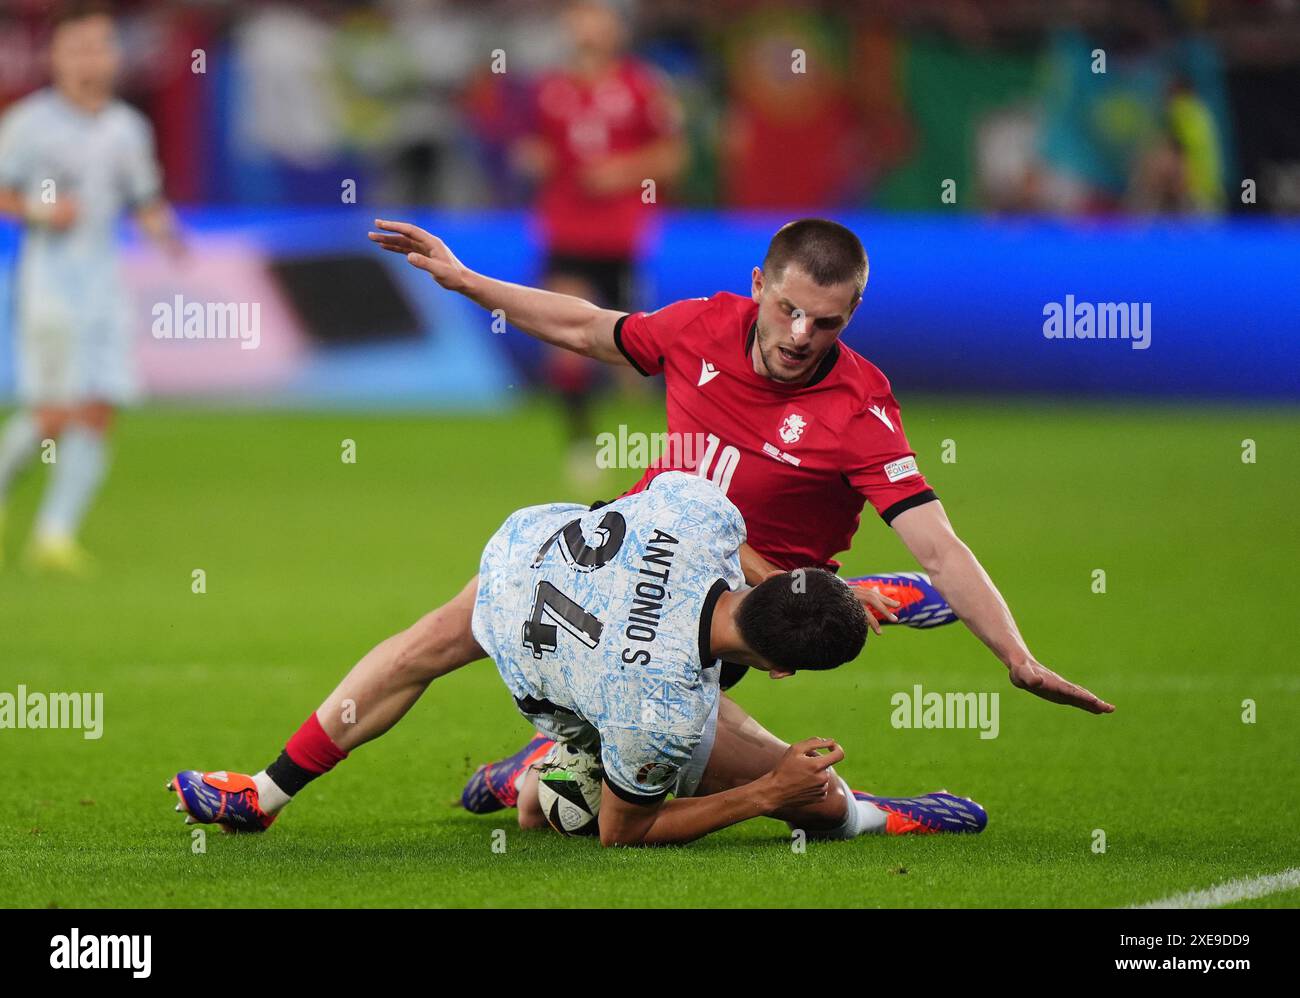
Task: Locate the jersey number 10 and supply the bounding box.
[696,433,740,493]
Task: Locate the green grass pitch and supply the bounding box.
[1,395,1297,908]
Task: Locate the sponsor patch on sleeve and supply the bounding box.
[883,457,919,483]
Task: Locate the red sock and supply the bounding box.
[285,712,348,774]
[263,713,350,800]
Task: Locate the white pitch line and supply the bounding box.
[1129,867,1300,909]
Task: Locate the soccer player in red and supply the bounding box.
[169,217,1112,836]
[360,214,1114,823]
[513,0,685,482]
[612,275,931,578]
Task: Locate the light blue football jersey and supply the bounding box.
[472,471,747,802]
[0,88,161,274]
[0,88,161,401]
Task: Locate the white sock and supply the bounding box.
[853,789,889,835]
[33,426,108,541]
[253,770,292,816]
[794,778,888,840]
[0,412,41,502]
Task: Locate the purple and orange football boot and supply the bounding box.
[853,790,987,835]
[460,733,556,814]
[168,770,275,832]
[845,572,957,629]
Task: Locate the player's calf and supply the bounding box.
[771,771,855,834]
[167,578,484,831]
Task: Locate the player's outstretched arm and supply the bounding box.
[368,219,628,365]
[892,500,1115,715]
[597,738,843,847]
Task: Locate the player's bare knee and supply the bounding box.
[517,770,548,829]
[518,804,549,831]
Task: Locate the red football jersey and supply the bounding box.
[613,292,936,571]
[531,59,679,258]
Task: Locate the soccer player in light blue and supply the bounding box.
[171,471,988,844]
[0,1,182,573]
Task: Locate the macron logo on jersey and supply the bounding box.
[698,359,721,387]
[868,404,895,433]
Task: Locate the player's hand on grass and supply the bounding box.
[1007,658,1114,714]
[369,219,471,292]
[760,737,845,813]
[851,585,900,634]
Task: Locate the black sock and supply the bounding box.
[265,750,321,798]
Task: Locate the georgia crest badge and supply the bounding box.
[778,411,808,445]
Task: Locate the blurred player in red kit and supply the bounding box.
[513,0,686,483]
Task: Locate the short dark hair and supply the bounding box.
[762,219,869,302]
[735,568,868,672]
[49,0,114,32]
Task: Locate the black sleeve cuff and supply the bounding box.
[880,488,939,526]
[697,578,730,670]
[612,314,654,377]
[603,777,669,807]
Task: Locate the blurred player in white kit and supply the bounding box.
[0,0,181,573]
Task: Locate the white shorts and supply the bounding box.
[516,695,720,800]
[16,288,137,405]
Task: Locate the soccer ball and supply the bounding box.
[535,741,604,837]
